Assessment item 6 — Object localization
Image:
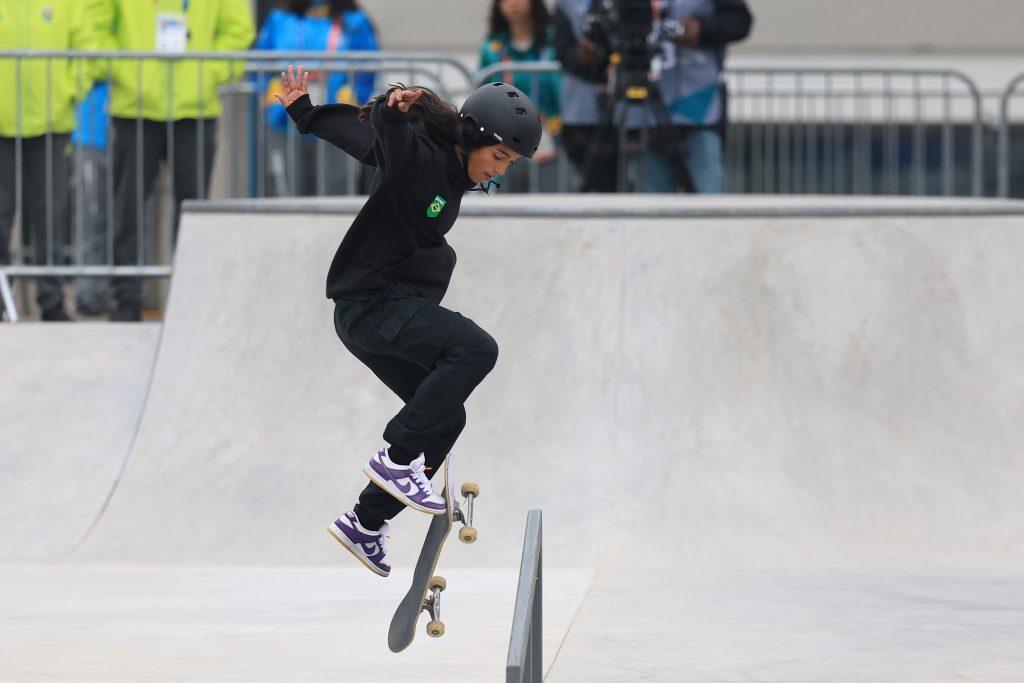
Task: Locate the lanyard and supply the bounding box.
[182,0,190,11]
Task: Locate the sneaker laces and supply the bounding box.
[408,455,434,497]
[376,522,390,556]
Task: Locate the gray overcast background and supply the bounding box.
[351,0,1021,55]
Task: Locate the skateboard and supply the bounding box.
[387,454,479,652]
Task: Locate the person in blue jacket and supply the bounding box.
[72,83,112,317]
[255,0,379,196]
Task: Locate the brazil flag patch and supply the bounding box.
[426,195,447,218]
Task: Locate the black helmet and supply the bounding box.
[459,82,543,159]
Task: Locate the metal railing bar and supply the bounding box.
[997,72,1024,197]
[507,509,543,683]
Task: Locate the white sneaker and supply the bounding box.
[364,449,447,515]
[328,511,391,577]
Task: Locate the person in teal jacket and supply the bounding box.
[255,0,379,197]
[478,0,561,192]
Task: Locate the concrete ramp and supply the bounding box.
[0,324,159,561]
[70,195,1024,573]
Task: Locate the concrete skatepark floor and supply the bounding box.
[3,196,1024,681]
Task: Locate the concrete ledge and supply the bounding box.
[183,194,1024,218]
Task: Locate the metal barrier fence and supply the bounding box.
[476,62,986,197]
[0,50,1017,320]
[998,71,1024,198]
[507,509,543,683]
[0,49,472,320]
[726,68,984,197]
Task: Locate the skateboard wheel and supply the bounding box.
[461,482,480,498]
[428,575,447,592]
[427,620,445,638]
[459,527,478,544]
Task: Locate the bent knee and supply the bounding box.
[482,335,499,371]
[462,333,498,379]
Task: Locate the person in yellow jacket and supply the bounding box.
[90,0,255,321]
[0,0,98,321]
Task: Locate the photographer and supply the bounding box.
[555,0,753,193]
[554,0,617,191]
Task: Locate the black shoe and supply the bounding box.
[41,306,73,322]
[110,306,141,322]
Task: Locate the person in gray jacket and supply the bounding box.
[554,0,752,193]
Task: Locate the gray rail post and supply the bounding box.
[998,72,1024,198]
[0,271,18,323]
[507,509,543,683]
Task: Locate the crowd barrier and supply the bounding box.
[1,49,1021,320]
[475,62,987,197]
[998,71,1024,198]
[0,50,472,319]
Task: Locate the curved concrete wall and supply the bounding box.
[68,196,1024,571]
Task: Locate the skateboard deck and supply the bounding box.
[388,454,477,652]
[388,456,454,652]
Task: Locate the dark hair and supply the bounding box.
[357,84,493,151]
[285,0,361,17]
[487,0,552,51]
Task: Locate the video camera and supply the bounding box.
[582,0,686,98]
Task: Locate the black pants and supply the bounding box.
[0,135,70,313]
[111,117,216,311]
[334,288,499,530]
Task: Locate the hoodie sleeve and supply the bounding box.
[286,95,377,166]
[367,94,428,177]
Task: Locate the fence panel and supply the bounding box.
[476,62,986,198]
[998,72,1024,198]
[726,68,984,198]
[0,50,472,320]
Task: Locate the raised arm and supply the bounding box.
[367,86,427,176]
[280,65,376,165]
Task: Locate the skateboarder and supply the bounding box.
[277,66,542,576]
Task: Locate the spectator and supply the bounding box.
[91,0,255,321]
[644,0,752,193]
[0,0,98,321]
[71,82,112,317]
[255,0,379,196]
[554,0,752,193]
[553,0,617,191]
[478,0,561,192]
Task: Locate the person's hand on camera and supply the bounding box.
[676,17,702,47]
[577,39,606,66]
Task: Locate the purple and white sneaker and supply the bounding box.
[328,511,391,577]
[364,449,447,515]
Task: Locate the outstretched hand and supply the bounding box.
[387,88,424,113]
[276,64,309,108]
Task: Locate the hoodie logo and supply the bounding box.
[426,195,447,219]
[41,6,54,22]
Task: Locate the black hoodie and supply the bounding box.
[287,94,475,304]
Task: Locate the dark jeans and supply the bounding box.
[111,117,216,311]
[334,288,499,529]
[0,135,70,312]
[562,124,619,192]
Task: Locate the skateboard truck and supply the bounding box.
[454,482,479,544]
[389,461,481,651]
[423,575,446,637]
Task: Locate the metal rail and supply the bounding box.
[507,510,543,683]
[998,71,1024,197]
[476,62,987,196]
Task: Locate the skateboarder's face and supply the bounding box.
[465,143,522,184]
